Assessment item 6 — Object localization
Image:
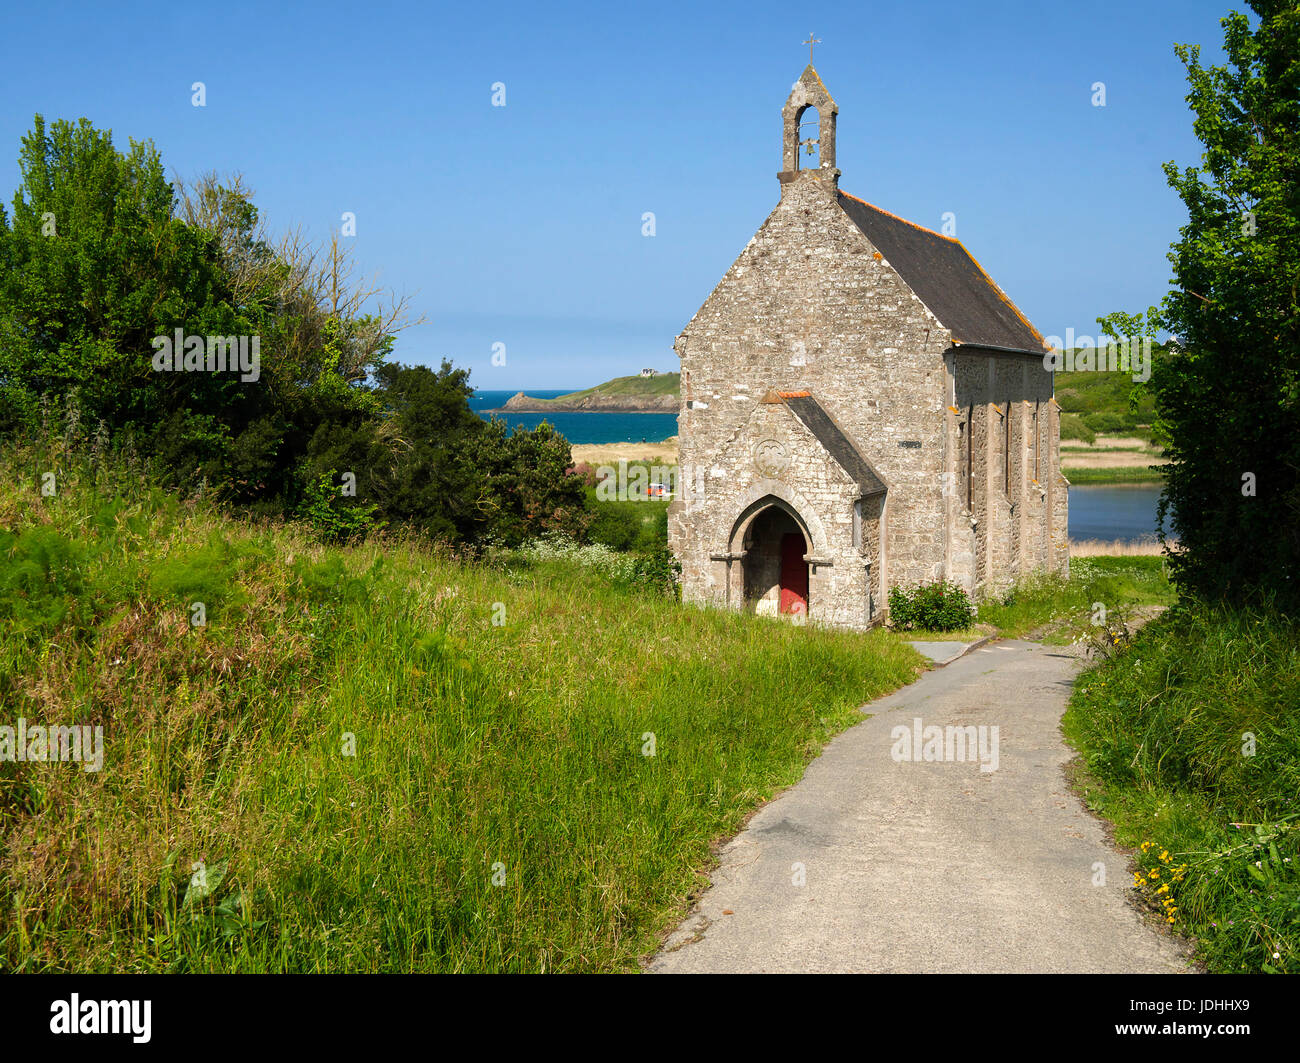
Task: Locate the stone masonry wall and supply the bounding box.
[669,168,1067,628]
[670,170,951,628]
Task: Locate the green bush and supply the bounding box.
[294,471,383,543]
[887,579,973,632]
[630,545,681,597]
[587,502,640,552]
[1060,413,1096,444]
[1082,410,1136,434]
[586,496,669,554]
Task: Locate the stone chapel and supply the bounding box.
[667,64,1068,630]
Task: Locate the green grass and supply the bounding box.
[1060,411,1097,444]
[1055,352,1160,435]
[882,557,1175,651]
[0,448,922,972]
[1062,603,1300,973]
[1063,465,1166,485]
[974,556,1177,641]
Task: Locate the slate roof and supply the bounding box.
[782,393,887,497]
[836,192,1047,354]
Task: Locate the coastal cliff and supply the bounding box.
[492,373,679,413]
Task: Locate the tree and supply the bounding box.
[1150,1,1300,609]
[0,116,238,435]
[0,121,412,509]
[0,116,589,551]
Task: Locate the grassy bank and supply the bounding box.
[1064,466,1166,485]
[0,452,922,972]
[1055,358,1159,440]
[1063,604,1300,973]
[973,556,1177,641]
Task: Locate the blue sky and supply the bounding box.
[0,0,1231,389]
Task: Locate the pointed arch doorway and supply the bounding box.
[733,500,812,619]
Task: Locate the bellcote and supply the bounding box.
[779,65,839,193]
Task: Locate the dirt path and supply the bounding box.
[649,639,1193,973]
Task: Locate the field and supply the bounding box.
[1055,357,1167,484]
[0,451,923,972]
[5,443,1285,976]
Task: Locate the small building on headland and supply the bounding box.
[667,64,1067,629]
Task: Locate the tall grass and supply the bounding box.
[0,446,922,972]
[1063,466,1165,485]
[1069,538,1170,557]
[975,557,1177,640]
[1063,603,1300,973]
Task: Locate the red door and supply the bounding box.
[779,533,809,616]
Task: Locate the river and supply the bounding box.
[1067,484,1171,543]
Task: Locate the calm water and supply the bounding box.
[1068,484,1170,543]
[471,389,678,446]
[473,389,1165,542]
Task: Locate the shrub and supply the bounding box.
[630,545,681,597]
[887,579,973,632]
[1060,413,1096,444]
[587,503,640,552]
[294,471,384,543]
[521,533,679,596]
[1082,410,1135,434]
[520,534,638,584]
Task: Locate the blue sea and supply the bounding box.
[472,389,1166,542]
[471,389,678,446]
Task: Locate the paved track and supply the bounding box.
[650,639,1192,974]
